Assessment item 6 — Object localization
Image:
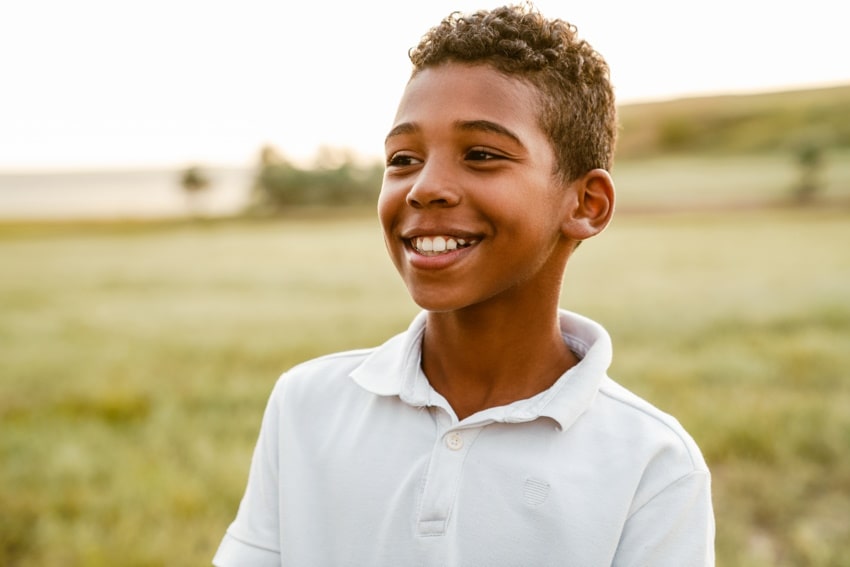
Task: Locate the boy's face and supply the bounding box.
[378,62,576,313]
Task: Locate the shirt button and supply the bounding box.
[445,432,464,451]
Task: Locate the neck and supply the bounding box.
[421,296,577,421]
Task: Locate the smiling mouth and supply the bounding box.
[410,235,479,256]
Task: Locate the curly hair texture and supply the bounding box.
[409,3,617,182]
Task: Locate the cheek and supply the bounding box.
[376,195,392,238]
[376,181,392,225]
[377,178,406,230]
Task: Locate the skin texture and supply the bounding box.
[379,62,614,420]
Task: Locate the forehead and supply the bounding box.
[391,63,544,136]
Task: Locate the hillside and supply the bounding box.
[616,83,850,160]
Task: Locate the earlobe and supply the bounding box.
[560,169,615,242]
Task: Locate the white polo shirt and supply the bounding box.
[214,310,714,566]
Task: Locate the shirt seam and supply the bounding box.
[223,529,281,554]
[292,347,375,368]
[597,386,703,470]
[625,469,709,521]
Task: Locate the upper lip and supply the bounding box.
[399,225,483,240]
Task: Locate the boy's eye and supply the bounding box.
[386,153,421,167]
[465,149,502,161]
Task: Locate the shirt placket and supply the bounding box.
[416,410,483,537]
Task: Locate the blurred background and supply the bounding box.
[1,1,848,565]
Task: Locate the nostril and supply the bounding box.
[406,177,461,207]
[407,194,453,208]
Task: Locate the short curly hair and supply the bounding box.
[409,3,617,182]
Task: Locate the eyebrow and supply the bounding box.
[385,122,419,144]
[455,120,523,146]
[384,119,524,147]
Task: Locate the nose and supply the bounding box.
[405,158,461,209]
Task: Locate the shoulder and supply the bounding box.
[594,377,708,473]
[268,347,376,406]
[287,347,375,379]
[264,318,421,415]
[586,377,711,517]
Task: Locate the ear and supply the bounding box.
[560,168,615,242]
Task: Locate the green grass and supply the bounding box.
[2,200,849,564]
[611,147,850,208]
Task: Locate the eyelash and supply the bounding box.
[386,154,420,167]
[465,149,502,161]
[386,149,503,167]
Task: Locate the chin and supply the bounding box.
[408,291,465,313]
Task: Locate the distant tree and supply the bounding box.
[180,165,211,217]
[793,142,824,204]
[248,145,382,214]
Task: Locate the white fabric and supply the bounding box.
[214,310,715,566]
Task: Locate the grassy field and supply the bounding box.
[1,169,849,565]
[611,147,850,209]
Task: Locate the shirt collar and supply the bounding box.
[349,310,612,431]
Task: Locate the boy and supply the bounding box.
[214,4,714,566]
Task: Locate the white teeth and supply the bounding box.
[412,235,477,256]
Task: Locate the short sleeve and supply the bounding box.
[213,532,280,567]
[212,379,286,566]
[613,470,715,567]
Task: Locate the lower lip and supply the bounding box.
[405,244,475,270]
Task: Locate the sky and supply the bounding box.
[1,0,848,171]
